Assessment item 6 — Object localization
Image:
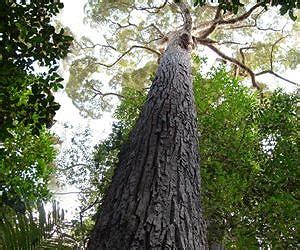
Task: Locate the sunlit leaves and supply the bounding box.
[193,0,300,20]
[193,65,298,248]
[0,125,57,211]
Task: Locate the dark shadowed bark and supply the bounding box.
[87,30,207,249]
[210,243,225,250]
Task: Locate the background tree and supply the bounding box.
[72,0,299,100]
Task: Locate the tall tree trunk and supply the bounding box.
[88,32,207,249]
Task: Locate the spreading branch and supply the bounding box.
[206,43,298,88]
[222,9,282,32]
[218,3,263,25]
[195,3,263,38]
[255,35,298,86]
[206,44,260,89]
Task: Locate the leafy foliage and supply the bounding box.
[0,0,71,234]
[0,125,57,212]
[0,0,72,137]
[194,63,299,248]
[193,0,300,20]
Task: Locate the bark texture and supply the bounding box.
[88,33,207,249]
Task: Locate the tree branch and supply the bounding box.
[253,35,298,86]
[218,3,263,25]
[203,43,298,88]
[196,6,222,38]
[221,9,282,32]
[95,45,161,68]
[92,88,124,99]
[132,0,168,13]
[80,198,99,215]
[58,163,89,171]
[194,3,263,39]
[270,36,287,71]
[256,70,299,86]
[206,44,260,89]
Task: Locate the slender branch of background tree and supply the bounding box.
[270,36,288,71]
[79,198,100,229]
[91,86,124,99]
[132,0,168,13]
[58,163,89,171]
[94,45,160,68]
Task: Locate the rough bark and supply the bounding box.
[210,243,225,250]
[87,32,207,249]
